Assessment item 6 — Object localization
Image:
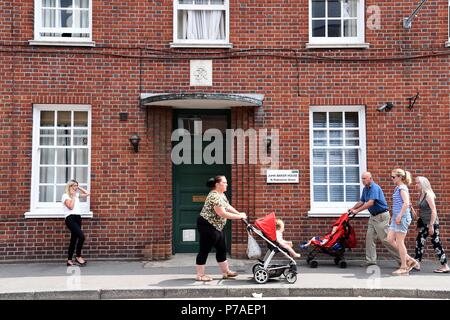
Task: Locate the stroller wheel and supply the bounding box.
[310,260,318,268]
[339,260,347,269]
[334,257,341,265]
[254,269,269,284]
[252,263,263,274]
[285,271,297,284]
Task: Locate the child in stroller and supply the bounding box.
[276,219,301,258]
[299,211,356,269]
[243,212,298,284]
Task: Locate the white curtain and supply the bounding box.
[183,10,225,40]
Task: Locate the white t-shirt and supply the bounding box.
[62,193,81,218]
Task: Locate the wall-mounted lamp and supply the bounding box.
[377,102,394,112]
[407,92,419,109]
[129,134,141,153]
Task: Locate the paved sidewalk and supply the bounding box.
[0,254,449,299]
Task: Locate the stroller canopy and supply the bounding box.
[254,212,277,242]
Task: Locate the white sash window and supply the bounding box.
[26,105,92,218]
[172,0,231,48]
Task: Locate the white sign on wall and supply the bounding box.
[190,60,212,86]
[267,170,299,183]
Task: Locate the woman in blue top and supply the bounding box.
[387,168,419,276]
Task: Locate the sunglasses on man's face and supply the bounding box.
[391,176,397,179]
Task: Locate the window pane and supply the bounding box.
[39,186,54,202]
[345,149,358,165]
[210,0,224,3]
[56,185,65,202]
[328,0,341,17]
[61,10,73,27]
[329,112,343,128]
[345,139,359,146]
[312,0,325,18]
[42,0,56,7]
[313,130,326,139]
[57,148,72,165]
[345,167,359,183]
[328,20,341,37]
[330,167,343,183]
[75,0,89,8]
[179,0,194,3]
[344,19,357,37]
[40,129,54,146]
[345,112,358,127]
[42,9,56,27]
[313,139,327,147]
[194,0,209,4]
[61,0,73,8]
[329,130,343,146]
[313,149,327,165]
[80,10,89,28]
[312,20,326,37]
[57,111,71,127]
[56,167,71,183]
[74,167,88,183]
[314,185,328,201]
[330,185,344,201]
[313,112,326,128]
[40,148,55,165]
[346,185,360,201]
[329,150,343,165]
[314,167,327,183]
[57,129,71,146]
[344,0,357,17]
[74,129,88,146]
[345,130,359,138]
[40,111,54,127]
[39,167,54,183]
[74,149,88,165]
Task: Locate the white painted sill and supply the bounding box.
[306,43,370,49]
[29,40,96,47]
[24,211,93,219]
[445,41,450,47]
[170,42,233,49]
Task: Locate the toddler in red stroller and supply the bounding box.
[299,211,356,268]
[243,212,298,284]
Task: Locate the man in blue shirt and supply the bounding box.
[349,172,401,266]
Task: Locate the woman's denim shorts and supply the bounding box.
[389,214,412,233]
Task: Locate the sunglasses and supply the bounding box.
[391,176,397,179]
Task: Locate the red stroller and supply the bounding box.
[243,212,298,284]
[301,212,356,269]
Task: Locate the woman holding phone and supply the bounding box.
[62,179,90,266]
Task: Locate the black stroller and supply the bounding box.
[243,212,298,284]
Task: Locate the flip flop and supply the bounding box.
[433,269,450,273]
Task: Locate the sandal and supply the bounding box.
[222,271,238,279]
[406,259,419,272]
[433,268,450,273]
[195,274,213,281]
[392,268,409,276]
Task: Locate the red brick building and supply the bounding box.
[1,0,450,262]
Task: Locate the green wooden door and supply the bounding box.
[173,109,231,253]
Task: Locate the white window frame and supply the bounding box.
[308,106,367,217]
[30,0,95,46]
[25,104,92,218]
[171,0,232,48]
[307,0,368,49]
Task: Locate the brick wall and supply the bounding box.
[0,1,449,261]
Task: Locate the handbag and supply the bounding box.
[246,233,262,259]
